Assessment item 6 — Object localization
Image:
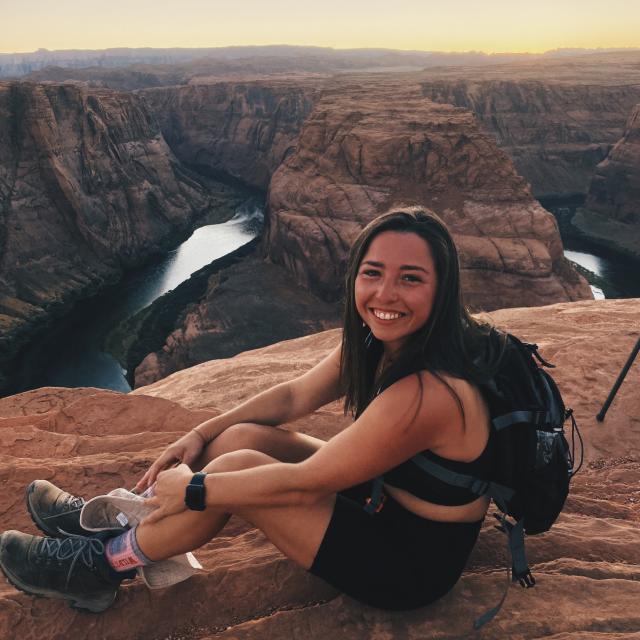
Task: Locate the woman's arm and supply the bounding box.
[192,344,343,442]
[136,344,343,492]
[145,372,455,520]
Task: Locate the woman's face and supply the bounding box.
[355,230,437,358]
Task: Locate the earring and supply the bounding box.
[364,330,373,348]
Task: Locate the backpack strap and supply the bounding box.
[410,454,515,506]
[411,452,534,629]
[492,410,551,431]
[363,476,385,514]
[474,514,535,629]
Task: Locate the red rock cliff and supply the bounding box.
[420,79,640,198]
[141,81,318,190]
[266,81,592,310]
[586,102,640,224]
[0,81,220,391]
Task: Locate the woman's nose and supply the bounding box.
[375,277,399,302]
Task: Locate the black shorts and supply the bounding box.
[309,482,482,611]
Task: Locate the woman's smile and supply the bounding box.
[355,230,437,356]
[371,308,406,321]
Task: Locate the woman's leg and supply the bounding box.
[193,422,326,467]
[23,424,324,539]
[136,449,335,570]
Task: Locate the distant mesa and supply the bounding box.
[2,44,640,80]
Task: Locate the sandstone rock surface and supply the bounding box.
[266,81,592,309]
[0,82,229,393]
[0,299,638,639]
[586,103,640,224]
[142,81,317,190]
[133,250,341,388]
[421,80,640,199]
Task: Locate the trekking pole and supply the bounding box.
[596,337,640,422]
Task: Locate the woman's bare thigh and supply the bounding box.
[138,449,336,568]
[198,422,326,468]
[235,495,336,570]
[203,448,335,569]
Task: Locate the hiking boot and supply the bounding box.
[0,530,135,613]
[26,480,88,537]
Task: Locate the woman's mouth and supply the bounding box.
[371,308,406,321]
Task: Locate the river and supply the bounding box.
[15,200,636,395]
[542,202,640,300]
[20,200,264,393]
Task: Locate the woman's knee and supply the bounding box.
[203,448,274,473]
[206,422,269,458]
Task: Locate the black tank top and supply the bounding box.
[383,436,494,506]
[368,348,493,506]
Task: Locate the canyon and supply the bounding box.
[558,100,640,261]
[142,81,317,190]
[4,52,640,391]
[1,48,640,638]
[134,74,605,385]
[0,81,245,394]
[421,79,640,199]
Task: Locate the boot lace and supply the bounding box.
[39,533,105,589]
[64,495,86,512]
[42,494,85,520]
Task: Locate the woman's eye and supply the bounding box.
[402,274,422,283]
[360,269,380,277]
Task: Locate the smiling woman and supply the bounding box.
[0,206,506,616]
[355,231,437,358]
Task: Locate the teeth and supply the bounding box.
[373,309,403,320]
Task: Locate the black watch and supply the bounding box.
[185,472,207,511]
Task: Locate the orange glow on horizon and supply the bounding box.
[2,0,639,55]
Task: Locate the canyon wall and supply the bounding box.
[141,81,318,190]
[133,249,341,387]
[2,76,610,391]
[132,78,595,385]
[0,81,224,392]
[266,80,592,310]
[421,80,640,198]
[586,102,640,223]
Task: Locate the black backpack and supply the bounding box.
[365,332,583,627]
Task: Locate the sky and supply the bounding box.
[2,0,639,54]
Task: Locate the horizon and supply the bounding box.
[3,44,640,56]
[4,0,640,55]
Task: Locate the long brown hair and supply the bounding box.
[340,206,503,418]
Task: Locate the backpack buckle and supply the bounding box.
[516,569,536,588]
[364,492,386,514]
[470,479,489,495]
[533,411,548,427]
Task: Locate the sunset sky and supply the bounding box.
[3,0,639,54]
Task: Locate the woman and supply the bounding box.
[0,206,500,613]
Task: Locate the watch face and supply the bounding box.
[185,482,206,511]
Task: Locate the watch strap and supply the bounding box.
[185,471,207,511]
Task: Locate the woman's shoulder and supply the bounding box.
[381,369,473,425]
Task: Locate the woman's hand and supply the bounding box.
[142,463,193,525]
[135,430,207,493]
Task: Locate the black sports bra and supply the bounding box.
[365,347,493,506]
[383,434,494,506]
